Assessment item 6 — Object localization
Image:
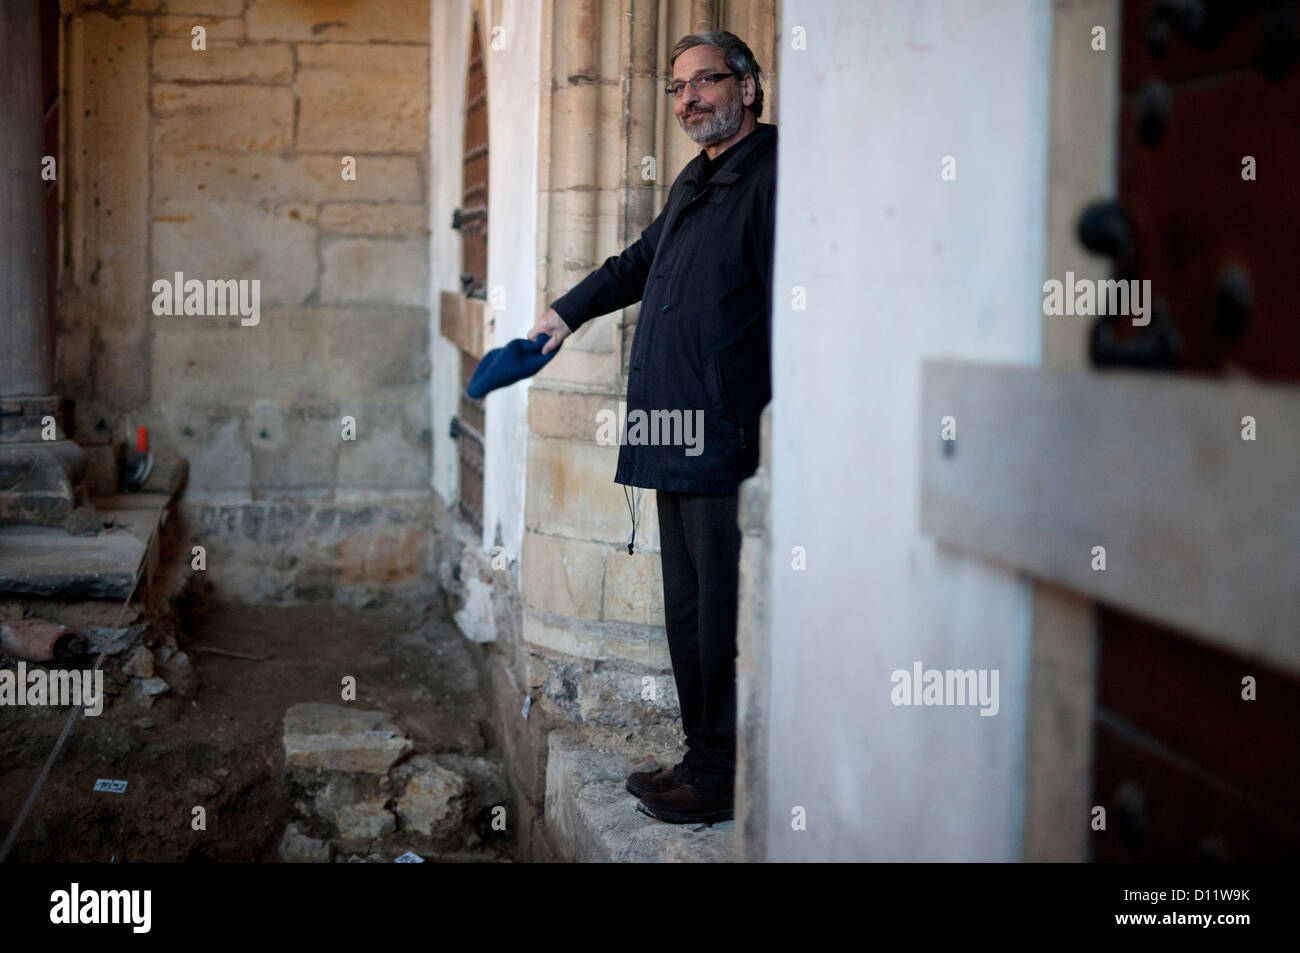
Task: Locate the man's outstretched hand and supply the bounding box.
[527,307,572,356]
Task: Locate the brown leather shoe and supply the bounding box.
[635,780,734,824]
[626,762,687,799]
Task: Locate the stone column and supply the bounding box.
[0,0,87,526]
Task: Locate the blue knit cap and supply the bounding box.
[465,334,558,399]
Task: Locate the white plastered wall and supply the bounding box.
[764,0,1052,860]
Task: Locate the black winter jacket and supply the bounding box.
[550,121,777,495]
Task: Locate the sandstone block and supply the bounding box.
[154,153,422,203]
[155,84,293,152]
[152,39,291,83]
[167,0,243,14]
[151,201,317,306]
[250,409,340,492]
[319,203,428,236]
[522,612,672,668]
[320,237,428,307]
[283,703,412,774]
[522,531,603,620]
[335,400,430,490]
[525,435,626,544]
[150,16,244,41]
[527,387,619,442]
[297,44,429,153]
[602,550,664,625]
[247,0,430,44]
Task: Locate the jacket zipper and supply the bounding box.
[638,184,704,371]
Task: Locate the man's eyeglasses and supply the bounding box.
[665,72,737,97]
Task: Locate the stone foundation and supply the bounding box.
[177,492,438,608]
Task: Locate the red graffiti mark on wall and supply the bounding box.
[905,3,934,53]
[941,0,978,38]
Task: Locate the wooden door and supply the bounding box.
[1090,0,1300,861]
[454,14,489,537]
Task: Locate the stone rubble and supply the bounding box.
[279,702,507,861]
[122,645,154,679]
[393,755,467,835]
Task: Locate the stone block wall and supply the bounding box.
[54,0,434,602]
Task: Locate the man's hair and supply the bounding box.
[669,31,764,119]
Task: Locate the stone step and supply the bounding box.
[544,730,734,863]
[0,493,169,600]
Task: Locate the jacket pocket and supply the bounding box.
[711,354,744,448]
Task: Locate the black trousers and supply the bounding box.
[655,488,742,794]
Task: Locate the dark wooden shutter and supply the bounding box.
[455,14,490,536]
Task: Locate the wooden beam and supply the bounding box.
[439,291,494,358]
[921,361,1300,674]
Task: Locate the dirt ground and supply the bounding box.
[0,593,515,863]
